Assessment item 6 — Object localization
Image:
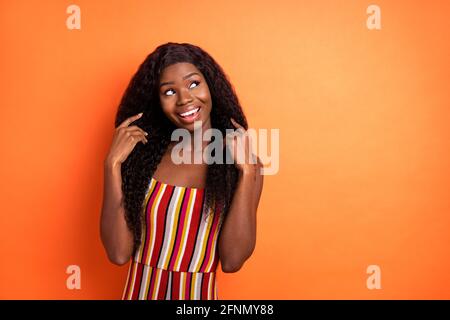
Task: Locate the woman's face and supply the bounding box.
[159,62,212,132]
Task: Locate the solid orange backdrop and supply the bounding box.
[0,0,449,299]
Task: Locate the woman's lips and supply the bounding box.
[177,106,201,124]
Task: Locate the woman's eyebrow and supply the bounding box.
[159,72,200,88]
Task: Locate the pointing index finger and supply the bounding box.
[230,117,244,130]
[119,112,143,128]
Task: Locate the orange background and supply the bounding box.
[1,0,449,299]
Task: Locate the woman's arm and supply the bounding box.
[218,159,264,273]
[100,158,134,266]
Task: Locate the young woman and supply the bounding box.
[100,42,263,300]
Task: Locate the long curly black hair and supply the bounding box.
[114,42,248,254]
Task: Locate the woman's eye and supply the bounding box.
[165,89,175,96]
[190,80,200,88]
[164,81,200,96]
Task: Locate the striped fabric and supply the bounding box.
[122,177,223,300]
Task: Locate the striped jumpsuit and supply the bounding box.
[122,177,223,300]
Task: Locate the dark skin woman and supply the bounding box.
[100,43,263,280]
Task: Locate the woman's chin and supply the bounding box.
[173,116,210,132]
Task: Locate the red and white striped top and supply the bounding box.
[133,177,223,273]
[122,177,223,299]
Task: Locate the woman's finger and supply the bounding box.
[127,125,148,137]
[118,112,143,129]
[230,117,244,130]
[128,132,148,144]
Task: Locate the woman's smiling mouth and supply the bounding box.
[177,106,201,123]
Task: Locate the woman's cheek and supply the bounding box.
[160,107,177,124]
[197,92,212,112]
[199,90,212,102]
[161,103,173,116]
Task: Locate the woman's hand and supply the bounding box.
[105,112,149,167]
[219,118,264,272]
[226,117,258,174]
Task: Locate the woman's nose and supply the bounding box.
[176,88,193,105]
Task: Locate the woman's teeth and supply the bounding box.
[179,107,200,118]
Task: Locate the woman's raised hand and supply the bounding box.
[105,112,149,167]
